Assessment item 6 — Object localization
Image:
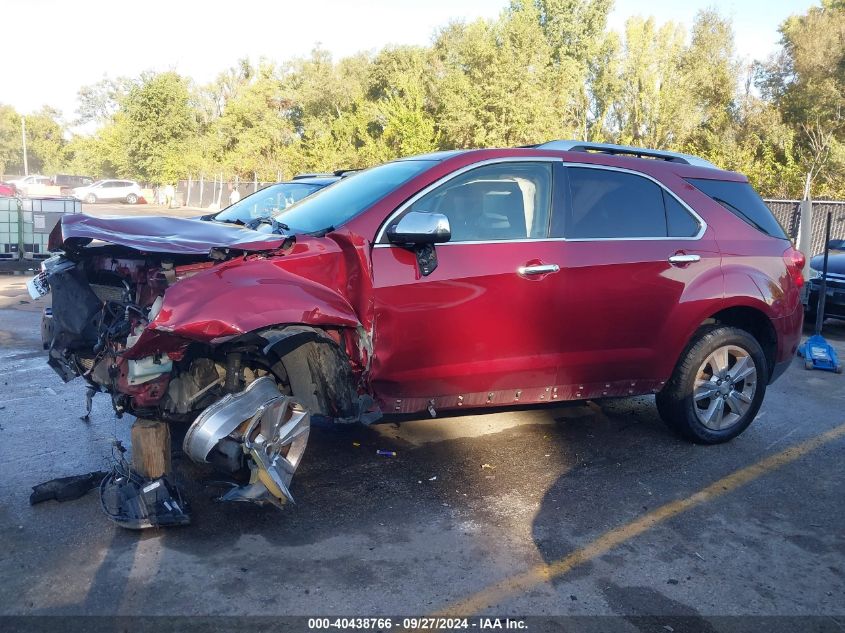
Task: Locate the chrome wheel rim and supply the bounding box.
[693,345,757,430]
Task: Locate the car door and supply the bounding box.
[95,181,114,200]
[549,164,723,395]
[370,158,571,413]
[114,181,131,199]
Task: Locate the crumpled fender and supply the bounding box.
[141,256,361,348]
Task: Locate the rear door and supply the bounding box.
[116,181,132,199]
[550,164,722,392]
[370,158,570,411]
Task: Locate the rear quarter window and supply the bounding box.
[686,178,787,239]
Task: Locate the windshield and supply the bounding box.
[214,182,325,223]
[273,160,436,233]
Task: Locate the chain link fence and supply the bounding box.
[765,200,845,257]
[175,176,277,209]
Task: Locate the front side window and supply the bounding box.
[399,162,553,243]
[557,167,700,239]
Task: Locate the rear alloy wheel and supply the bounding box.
[656,326,767,444]
[125,193,138,205]
[85,193,97,204]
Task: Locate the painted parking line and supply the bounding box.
[437,422,845,615]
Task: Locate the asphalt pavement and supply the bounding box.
[0,207,843,628]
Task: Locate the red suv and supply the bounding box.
[35,141,804,507]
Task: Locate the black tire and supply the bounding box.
[85,193,97,204]
[125,193,138,205]
[656,325,768,444]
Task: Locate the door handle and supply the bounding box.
[668,254,700,265]
[518,264,560,276]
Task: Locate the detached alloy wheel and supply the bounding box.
[126,193,138,205]
[656,326,767,444]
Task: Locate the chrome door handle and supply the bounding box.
[518,264,560,276]
[668,254,700,265]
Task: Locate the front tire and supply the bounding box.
[125,193,138,204]
[656,326,767,444]
[85,194,97,204]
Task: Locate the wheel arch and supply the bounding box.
[690,304,778,381]
[223,324,377,424]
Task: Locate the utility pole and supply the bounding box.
[21,117,28,176]
[797,172,813,283]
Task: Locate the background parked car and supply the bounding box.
[7,175,51,195]
[72,179,143,204]
[209,172,355,225]
[0,182,15,197]
[805,241,845,321]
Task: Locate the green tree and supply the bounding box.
[0,105,22,175]
[76,76,140,125]
[759,1,845,196]
[432,3,580,148]
[611,17,698,148]
[210,62,298,179]
[366,46,440,158]
[122,72,198,184]
[0,105,69,176]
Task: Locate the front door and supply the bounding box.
[370,159,568,413]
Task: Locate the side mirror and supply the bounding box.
[387,211,451,245]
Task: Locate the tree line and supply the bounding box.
[0,0,842,199]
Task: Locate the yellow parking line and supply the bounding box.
[438,422,845,615]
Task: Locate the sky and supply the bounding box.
[2,0,814,122]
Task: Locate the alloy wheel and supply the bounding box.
[693,345,757,430]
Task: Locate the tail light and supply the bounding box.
[783,246,806,288]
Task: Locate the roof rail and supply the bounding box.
[536,140,717,169]
[292,172,333,180]
[333,169,360,177]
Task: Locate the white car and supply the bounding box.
[8,175,52,194]
[72,179,142,204]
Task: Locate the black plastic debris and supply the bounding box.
[29,471,108,505]
[99,471,191,530]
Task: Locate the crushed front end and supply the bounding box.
[31,216,369,519]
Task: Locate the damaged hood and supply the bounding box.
[53,213,290,255]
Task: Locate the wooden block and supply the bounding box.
[131,419,171,479]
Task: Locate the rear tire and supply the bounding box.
[656,326,767,444]
[126,193,138,205]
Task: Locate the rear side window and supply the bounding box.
[558,167,700,239]
[686,178,787,239]
[664,191,700,237]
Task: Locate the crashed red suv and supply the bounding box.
[34,141,804,507]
